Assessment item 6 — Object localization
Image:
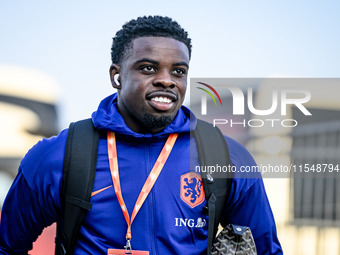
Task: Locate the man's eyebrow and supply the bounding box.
[173,62,189,68]
[134,58,189,69]
[134,58,159,65]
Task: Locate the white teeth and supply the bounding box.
[151,96,172,103]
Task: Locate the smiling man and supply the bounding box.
[110,36,189,133]
[0,16,282,255]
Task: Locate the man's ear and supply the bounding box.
[109,64,121,89]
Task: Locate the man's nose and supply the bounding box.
[152,70,176,88]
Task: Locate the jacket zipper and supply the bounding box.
[147,142,158,255]
[149,182,158,254]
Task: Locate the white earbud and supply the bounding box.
[114,74,120,86]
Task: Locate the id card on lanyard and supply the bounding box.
[107,132,178,254]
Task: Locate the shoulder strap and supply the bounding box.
[55,118,100,255]
[193,119,232,254]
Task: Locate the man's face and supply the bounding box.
[111,37,190,133]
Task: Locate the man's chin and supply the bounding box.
[142,113,174,131]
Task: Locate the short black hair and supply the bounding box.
[111,16,192,64]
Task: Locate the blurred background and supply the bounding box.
[1,0,339,254]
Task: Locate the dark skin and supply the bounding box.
[109,37,190,134]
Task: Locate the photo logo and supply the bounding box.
[195,81,312,128]
[196,82,222,114]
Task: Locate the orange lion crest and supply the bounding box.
[180,172,205,208]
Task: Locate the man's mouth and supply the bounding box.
[151,96,172,104]
[146,92,177,112]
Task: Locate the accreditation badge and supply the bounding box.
[108,249,149,255]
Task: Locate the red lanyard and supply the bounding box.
[107,132,178,248]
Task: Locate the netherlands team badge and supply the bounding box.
[180,172,205,208]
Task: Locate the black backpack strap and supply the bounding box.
[55,118,100,255]
[193,119,232,255]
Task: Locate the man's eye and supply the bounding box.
[172,68,186,75]
[141,66,156,73]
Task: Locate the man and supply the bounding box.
[0,16,282,254]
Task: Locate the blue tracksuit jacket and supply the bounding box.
[0,93,282,254]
